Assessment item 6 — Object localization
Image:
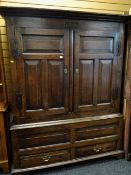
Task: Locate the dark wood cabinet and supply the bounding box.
[6,16,125,174]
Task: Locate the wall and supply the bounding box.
[0,16,11,102]
[0,0,131,15]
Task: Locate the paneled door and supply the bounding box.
[8,18,124,123]
[74,26,124,114]
[10,26,69,123]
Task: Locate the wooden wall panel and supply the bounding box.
[0,0,131,15]
[0,15,11,102]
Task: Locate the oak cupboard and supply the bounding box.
[2,10,125,174]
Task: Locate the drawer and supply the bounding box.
[20,149,71,168]
[14,115,122,149]
[75,124,118,141]
[75,118,120,141]
[17,125,70,149]
[12,114,123,169]
[76,141,117,158]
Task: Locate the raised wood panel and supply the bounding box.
[79,60,94,106]
[23,35,63,53]
[25,60,42,110]
[98,59,112,104]
[48,60,64,108]
[80,37,113,54]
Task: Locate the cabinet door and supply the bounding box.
[9,20,69,123]
[74,25,124,114]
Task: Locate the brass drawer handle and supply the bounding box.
[93,145,102,153]
[42,154,51,162]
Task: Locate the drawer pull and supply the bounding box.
[42,154,51,162]
[93,145,102,153]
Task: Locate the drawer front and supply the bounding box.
[75,124,118,141]
[17,125,70,149]
[20,149,71,168]
[74,117,120,142]
[76,141,117,158]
